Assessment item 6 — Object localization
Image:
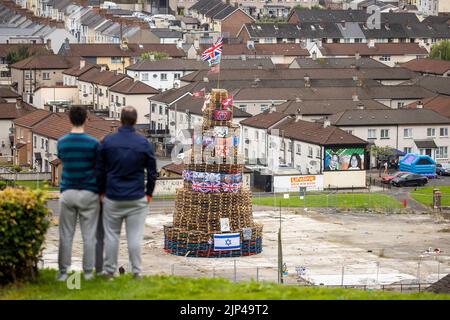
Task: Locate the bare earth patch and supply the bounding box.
[42,209,450,286]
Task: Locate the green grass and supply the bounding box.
[13,180,59,191]
[410,186,450,207]
[252,193,402,209]
[0,270,447,300]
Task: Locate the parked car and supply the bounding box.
[381,171,408,184]
[436,163,450,176]
[391,173,428,187]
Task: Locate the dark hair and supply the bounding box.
[69,106,87,127]
[121,106,137,126]
[349,153,362,168]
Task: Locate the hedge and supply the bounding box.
[0,188,50,285]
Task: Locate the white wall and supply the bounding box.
[33,87,79,109]
[323,170,366,189]
[32,134,57,173]
[127,69,195,91]
[0,119,12,158]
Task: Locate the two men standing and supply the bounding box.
[57,106,157,280]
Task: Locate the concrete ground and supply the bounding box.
[43,201,450,286]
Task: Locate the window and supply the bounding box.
[151,103,156,113]
[404,147,412,154]
[380,129,390,139]
[89,86,92,94]
[255,131,259,141]
[404,128,412,138]
[25,71,31,80]
[287,140,292,152]
[111,57,121,64]
[427,128,436,137]
[308,146,313,158]
[142,73,149,81]
[174,73,181,80]
[436,146,448,159]
[440,128,448,137]
[280,140,285,151]
[159,106,163,114]
[244,128,248,139]
[122,97,126,106]
[161,73,168,81]
[239,105,247,112]
[34,136,36,146]
[368,129,376,139]
[260,104,269,112]
[380,55,391,61]
[111,94,114,102]
[41,138,44,148]
[345,130,354,135]
[316,148,321,158]
[83,84,86,93]
[397,102,405,108]
[296,144,301,155]
[43,72,50,80]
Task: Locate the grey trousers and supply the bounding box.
[103,197,148,275]
[58,190,100,274]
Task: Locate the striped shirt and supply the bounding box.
[57,133,100,193]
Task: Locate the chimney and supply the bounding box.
[295,109,303,122]
[352,93,359,101]
[194,39,200,50]
[203,77,209,82]
[100,65,107,72]
[64,37,70,50]
[16,97,23,109]
[304,74,310,88]
[312,51,317,60]
[352,75,358,82]
[367,39,375,48]
[46,38,51,50]
[355,51,360,60]
[80,59,86,69]
[416,100,423,109]
[269,104,277,113]
[356,102,365,110]
[257,63,263,70]
[323,118,331,128]
[241,54,246,61]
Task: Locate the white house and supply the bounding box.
[108,77,159,124]
[330,108,450,164]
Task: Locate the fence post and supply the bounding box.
[256,267,259,282]
[234,260,237,283]
[171,264,175,275]
[213,267,215,278]
[400,283,403,293]
[341,265,345,287]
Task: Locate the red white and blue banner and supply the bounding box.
[201,37,223,66]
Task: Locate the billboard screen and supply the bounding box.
[324,148,365,171]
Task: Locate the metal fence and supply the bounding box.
[156,259,450,293]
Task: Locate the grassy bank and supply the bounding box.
[410,186,450,207]
[13,180,59,191]
[252,193,402,209]
[0,270,447,300]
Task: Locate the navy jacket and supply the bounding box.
[97,126,157,201]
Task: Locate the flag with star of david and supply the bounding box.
[214,233,241,251]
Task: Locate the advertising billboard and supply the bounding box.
[324,148,365,171]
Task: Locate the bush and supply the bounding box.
[0,181,6,190]
[0,188,51,285]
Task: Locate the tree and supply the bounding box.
[5,45,33,66]
[140,51,169,61]
[429,40,450,61]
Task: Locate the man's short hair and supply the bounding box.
[69,106,87,127]
[121,106,137,126]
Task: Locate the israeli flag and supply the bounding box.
[214,233,241,251]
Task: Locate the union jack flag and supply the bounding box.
[182,170,193,181]
[201,37,223,63]
[222,182,242,193]
[192,182,203,192]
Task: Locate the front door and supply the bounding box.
[425,149,432,157]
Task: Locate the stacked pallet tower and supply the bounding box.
[164,89,263,257]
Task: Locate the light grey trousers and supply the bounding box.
[103,197,148,275]
[58,190,100,274]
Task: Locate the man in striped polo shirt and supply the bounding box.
[57,106,100,281]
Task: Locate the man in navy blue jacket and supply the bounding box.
[97,106,157,278]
